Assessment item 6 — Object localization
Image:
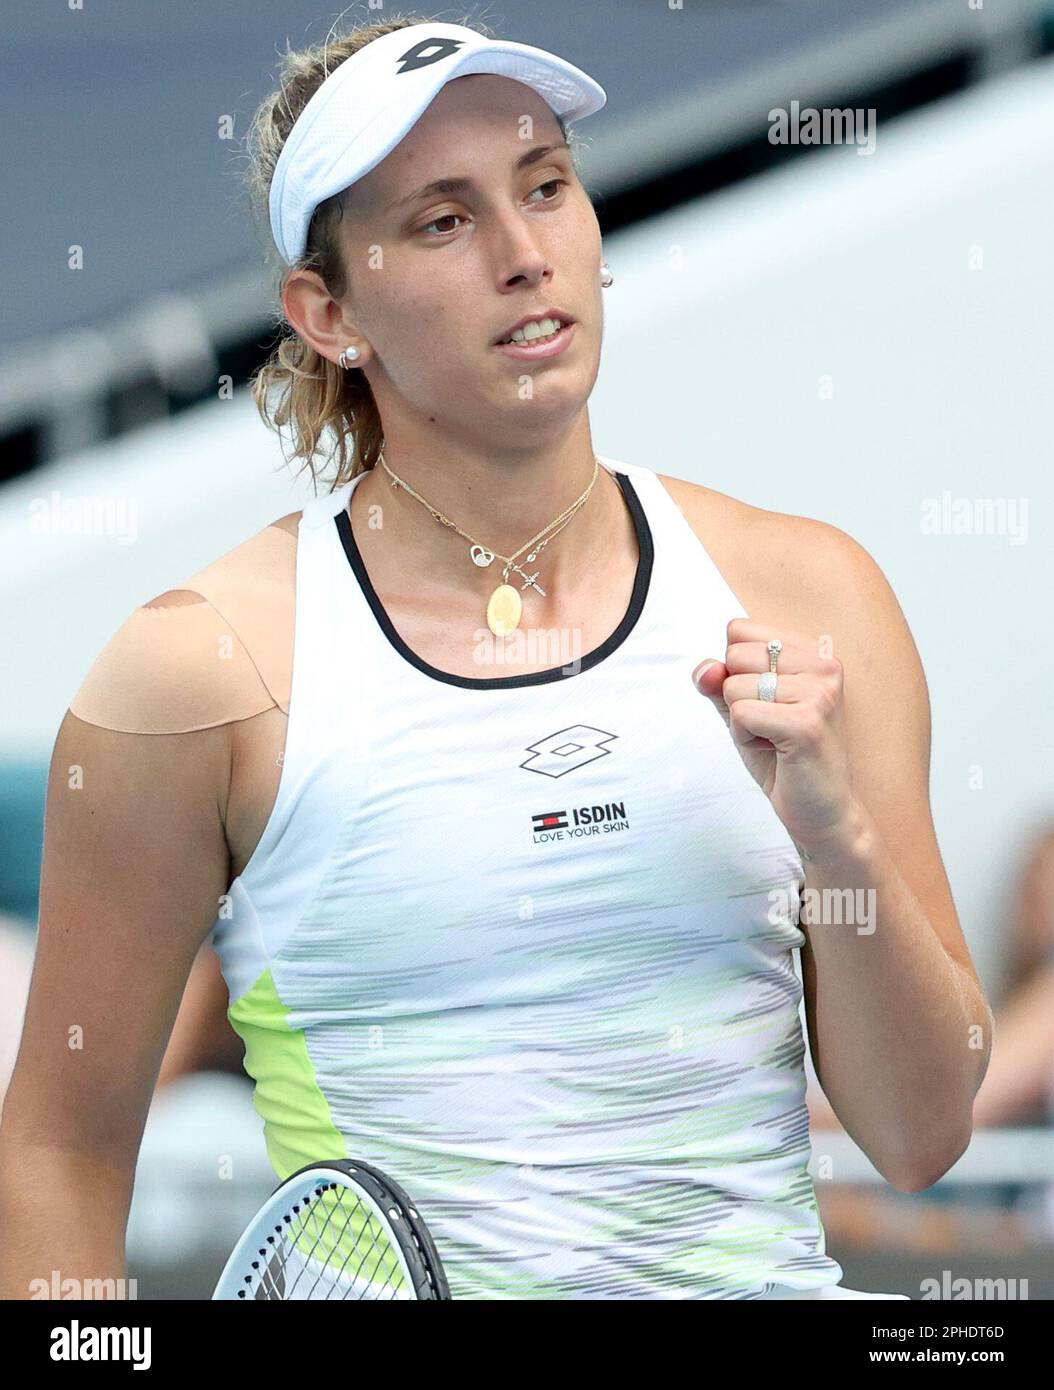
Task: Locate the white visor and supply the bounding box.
[268,21,607,265]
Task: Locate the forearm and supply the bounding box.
[0,1137,132,1298]
[797,802,990,1188]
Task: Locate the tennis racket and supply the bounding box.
[212,1158,451,1300]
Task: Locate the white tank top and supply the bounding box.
[211,455,846,1299]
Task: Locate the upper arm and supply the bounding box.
[1,657,234,1173]
[790,519,980,987]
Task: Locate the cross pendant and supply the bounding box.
[519,569,546,596]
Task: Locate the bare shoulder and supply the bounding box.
[654,471,890,632]
[69,514,300,736]
[655,469,863,561]
[270,510,302,539]
[655,472,767,547]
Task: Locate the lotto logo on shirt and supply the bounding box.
[520,725,618,778]
[531,802,630,844]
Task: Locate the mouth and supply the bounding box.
[492,312,575,347]
[492,318,576,361]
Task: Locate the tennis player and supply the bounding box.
[0,13,992,1300]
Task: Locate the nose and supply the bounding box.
[489,207,552,289]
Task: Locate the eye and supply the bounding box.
[419,211,466,237]
[417,179,569,237]
[527,177,568,204]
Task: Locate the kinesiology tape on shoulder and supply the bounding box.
[69,522,296,734]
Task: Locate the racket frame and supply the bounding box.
[212,1157,451,1300]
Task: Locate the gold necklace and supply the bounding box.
[376,452,601,636]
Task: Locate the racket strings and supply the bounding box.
[301,1188,402,1300]
[250,1182,409,1299]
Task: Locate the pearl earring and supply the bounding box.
[339,346,360,368]
[600,262,613,288]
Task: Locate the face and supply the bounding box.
[291,74,605,448]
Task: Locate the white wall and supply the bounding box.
[3,58,1051,991]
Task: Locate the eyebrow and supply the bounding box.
[386,141,572,214]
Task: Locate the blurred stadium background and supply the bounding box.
[2,0,1053,1298]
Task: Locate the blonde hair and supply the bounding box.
[244,10,577,493]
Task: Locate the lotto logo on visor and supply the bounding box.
[396,37,465,74]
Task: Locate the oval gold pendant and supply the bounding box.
[486,583,522,636]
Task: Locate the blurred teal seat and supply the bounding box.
[0,760,48,926]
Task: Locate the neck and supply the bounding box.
[358,434,624,601]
